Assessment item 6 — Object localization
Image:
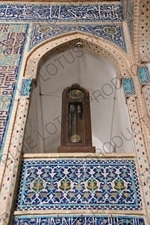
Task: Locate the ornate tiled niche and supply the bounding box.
[16,158,142,211]
[0,3,126,161]
[0,1,149,225]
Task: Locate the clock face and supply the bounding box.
[68,89,84,99]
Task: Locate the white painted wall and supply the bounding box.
[111,86,134,153]
[23,48,133,153]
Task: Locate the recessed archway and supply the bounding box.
[23,35,134,154]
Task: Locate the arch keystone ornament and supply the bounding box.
[58,83,95,153]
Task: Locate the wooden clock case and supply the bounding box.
[58,83,95,153]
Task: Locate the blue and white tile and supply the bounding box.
[16,158,142,211]
[13,215,146,225]
[0,4,123,22]
[123,78,136,96]
[138,66,150,85]
[30,24,126,51]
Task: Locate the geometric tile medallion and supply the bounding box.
[20,79,32,96]
[123,78,136,96]
[138,66,150,85]
[16,159,142,211]
[13,215,146,225]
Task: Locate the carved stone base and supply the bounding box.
[58,146,95,153]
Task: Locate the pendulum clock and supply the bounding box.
[58,83,95,153]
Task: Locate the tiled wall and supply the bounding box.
[16,158,142,211]
[126,0,134,48]
[0,4,124,22]
[0,3,126,161]
[30,24,126,51]
[139,0,150,62]
[0,2,149,225]
[0,24,28,152]
[13,215,146,225]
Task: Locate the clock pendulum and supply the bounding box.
[70,103,81,143]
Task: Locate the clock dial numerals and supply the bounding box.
[68,89,84,99]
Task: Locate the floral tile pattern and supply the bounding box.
[13,215,146,225]
[30,24,126,51]
[0,4,123,22]
[16,159,142,211]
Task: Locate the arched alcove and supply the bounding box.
[25,32,132,80]
[23,47,133,154]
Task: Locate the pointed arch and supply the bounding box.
[24,32,133,81]
[21,31,134,155]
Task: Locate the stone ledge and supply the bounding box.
[14,209,145,215]
[23,152,135,158]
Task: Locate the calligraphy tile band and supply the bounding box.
[13,215,145,225]
[0,24,28,152]
[0,4,123,22]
